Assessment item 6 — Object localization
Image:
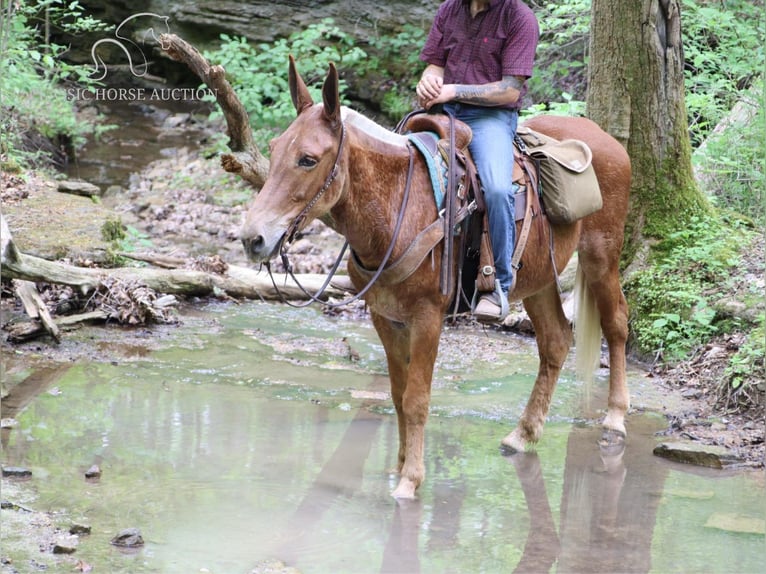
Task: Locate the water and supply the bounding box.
[66,98,212,190]
[2,302,764,573]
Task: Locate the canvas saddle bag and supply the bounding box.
[515,125,602,224]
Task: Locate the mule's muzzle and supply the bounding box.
[241,233,280,263]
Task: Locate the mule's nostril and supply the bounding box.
[242,235,265,257]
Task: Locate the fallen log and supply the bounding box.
[2,245,352,301]
[2,214,353,302]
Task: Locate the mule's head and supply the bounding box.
[240,56,346,263]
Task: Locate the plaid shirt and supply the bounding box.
[420,0,539,109]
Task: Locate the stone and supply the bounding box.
[249,558,302,574]
[704,512,766,535]
[84,465,102,480]
[653,441,743,469]
[110,528,144,548]
[70,523,92,535]
[53,535,79,554]
[1,466,32,479]
[57,180,102,198]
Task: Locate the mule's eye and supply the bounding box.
[298,156,317,168]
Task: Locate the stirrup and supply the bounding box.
[470,279,509,318]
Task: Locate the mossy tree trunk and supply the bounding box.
[587,0,711,266]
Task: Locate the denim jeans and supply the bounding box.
[444,103,518,293]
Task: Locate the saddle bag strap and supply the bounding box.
[476,211,496,293]
[510,180,535,275]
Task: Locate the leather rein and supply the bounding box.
[265,121,417,308]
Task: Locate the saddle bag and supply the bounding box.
[516,126,602,224]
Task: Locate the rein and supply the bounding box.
[266,124,417,308]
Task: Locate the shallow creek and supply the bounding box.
[2,302,764,573]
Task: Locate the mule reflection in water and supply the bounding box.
[241,58,632,498]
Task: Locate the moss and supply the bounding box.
[101,218,126,242]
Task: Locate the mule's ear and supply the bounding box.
[321,63,341,130]
[289,54,313,115]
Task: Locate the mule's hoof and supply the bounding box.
[391,477,417,499]
[500,430,527,454]
[599,428,626,450]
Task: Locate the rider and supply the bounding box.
[417,0,539,323]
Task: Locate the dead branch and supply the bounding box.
[12,280,60,342]
[159,33,270,189]
[6,311,107,343]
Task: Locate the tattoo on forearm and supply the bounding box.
[454,76,524,106]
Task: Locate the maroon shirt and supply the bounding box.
[420,0,539,110]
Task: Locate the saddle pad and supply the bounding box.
[407,132,447,209]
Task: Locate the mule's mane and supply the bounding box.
[342,107,408,149]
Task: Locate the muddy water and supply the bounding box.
[2,302,764,573]
[66,98,212,190]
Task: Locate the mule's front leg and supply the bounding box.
[372,310,442,499]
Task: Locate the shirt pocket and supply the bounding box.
[475,37,505,81]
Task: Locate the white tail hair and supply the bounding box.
[574,264,602,383]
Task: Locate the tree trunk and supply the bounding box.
[587,0,711,265]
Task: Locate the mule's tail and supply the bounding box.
[574,264,602,382]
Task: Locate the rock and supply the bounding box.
[53,534,79,554]
[84,465,102,480]
[110,528,144,548]
[160,0,441,45]
[713,298,747,319]
[70,523,92,535]
[704,512,766,535]
[58,180,102,198]
[653,441,743,468]
[2,466,32,479]
[162,112,190,128]
[2,176,116,263]
[249,558,302,574]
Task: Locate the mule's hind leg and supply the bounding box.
[502,283,572,452]
[580,262,630,442]
[371,309,443,498]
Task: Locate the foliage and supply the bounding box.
[692,78,765,225]
[0,0,108,169]
[721,317,765,410]
[625,215,752,361]
[527,0,591,108]
[362,23,428,120]
[201,19,367,150]
[680,0,765,146]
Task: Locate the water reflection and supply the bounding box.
[1,306,764,573]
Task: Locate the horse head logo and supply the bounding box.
[90,13,172,81]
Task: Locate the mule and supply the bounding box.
[241,58,631,499]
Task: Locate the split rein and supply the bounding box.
[263,122,416,309]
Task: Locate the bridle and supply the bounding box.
[265,121,417,308]
[282,122,347,247]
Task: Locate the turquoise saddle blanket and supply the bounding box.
[407,132,448,209]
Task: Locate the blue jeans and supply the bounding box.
[445,104,518,293]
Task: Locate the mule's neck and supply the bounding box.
[327,114,432,268]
